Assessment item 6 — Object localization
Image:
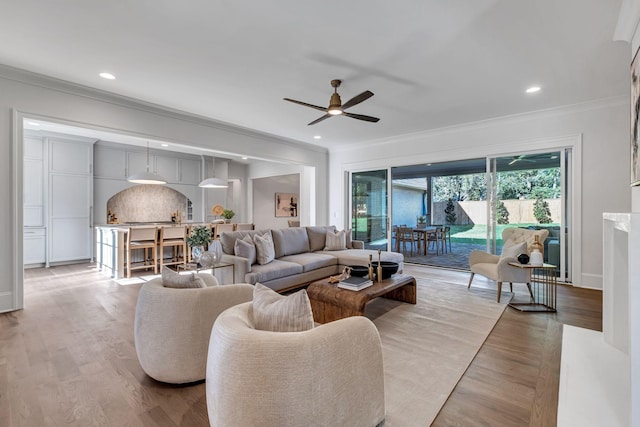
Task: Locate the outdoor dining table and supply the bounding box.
[412,226,438,255]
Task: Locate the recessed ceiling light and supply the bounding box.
[99,72,116,80]
[313,135,322,139]
[161,143,169,147]
[525,86,541,94]
[241,156,248,160]
[426,163,432,167]
[550,155,558,159]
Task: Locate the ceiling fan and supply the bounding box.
[284,79,380,126]
[508,155,538,165]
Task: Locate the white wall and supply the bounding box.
[253,174,300,230]
[1,65,329,312]
[329,99,630,289]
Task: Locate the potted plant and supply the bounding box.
[222,209,235,223]
[186,225,212,263]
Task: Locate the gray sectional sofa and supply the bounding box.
[219,225,404,293]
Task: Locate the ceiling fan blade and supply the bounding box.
[508,159,519,165]
[341,90,374,110]
[283,98,327,112]
[308,114,331,126]
[343,111,380,123]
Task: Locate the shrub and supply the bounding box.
[444,199,457,224]
[533,196,552,224]
[496,201,509,224]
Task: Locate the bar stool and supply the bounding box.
[235,223,255,231]
[126,226,158,278]
[158,225,187,270]
[214,223,235,239]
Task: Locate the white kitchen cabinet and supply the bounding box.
[156,155,179,183]
[94,146,126,179]
[48,137,94,263]
[127,151,153,177]
[23,136,45,227]
[24,228,46,266]
[179,158,201,185]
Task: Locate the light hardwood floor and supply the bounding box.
[0,263,601,426]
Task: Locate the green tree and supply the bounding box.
[533,196,552,224]
[496,200,509,224]
[444,199,457,224]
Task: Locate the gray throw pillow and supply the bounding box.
[235,234,257,265]
[161,266,206,288]
[252,282,314,332]
[254,232,275,265]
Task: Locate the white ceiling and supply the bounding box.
[0,0,630,150]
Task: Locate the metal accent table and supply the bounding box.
[507,262,557,312]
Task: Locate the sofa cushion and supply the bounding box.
[161,266,206,288]
[306,225,337,252]
[234,235,256,265]
[254,232,276,265]
[324,229,347,251]
[271,227,310,258]
[245,259,304,284]
[220,229,271,255]
[279,252,338,272]
[252,283,314,332]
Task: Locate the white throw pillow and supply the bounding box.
[235,234,257,265]
[161,266,206,288]
[253,232,275,265]
[252,282,314,332]
[500,241,527,259]
[324,229,347,251]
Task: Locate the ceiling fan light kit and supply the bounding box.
[284,79,380,125]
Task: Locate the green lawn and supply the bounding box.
[449,223,558,244]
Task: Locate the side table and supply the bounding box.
[507,262,557,312]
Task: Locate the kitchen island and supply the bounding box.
[95,223,208,280]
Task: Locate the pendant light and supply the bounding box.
[127,142,167,185]
[199,157,228,188]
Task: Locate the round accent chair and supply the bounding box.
[205,301,386,427]
[134,277,254,384]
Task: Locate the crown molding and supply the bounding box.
[332,95,627,153]
[0,63,328,155]
[614,0,640,43]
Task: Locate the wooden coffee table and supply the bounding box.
[306,274,417,323]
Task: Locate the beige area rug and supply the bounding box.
[365,279,511,426]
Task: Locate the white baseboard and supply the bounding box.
[576,272,603,290]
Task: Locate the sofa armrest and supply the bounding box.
[351,240,364,249]
[221,254,252,283]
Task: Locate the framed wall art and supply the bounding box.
[631,46,640,186]
[275,193,298,217]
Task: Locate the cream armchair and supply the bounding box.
[134,278,254,384]
[468,227,549,302]
[206,302,386,427]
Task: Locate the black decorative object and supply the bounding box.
[370,261,399,280]
[517,253,530,264]
[348,265,370,277]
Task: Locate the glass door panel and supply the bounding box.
[351,169,388,250]
[488,151,568,279]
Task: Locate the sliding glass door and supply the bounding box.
[351,169,388,250]
[487,150,570,281]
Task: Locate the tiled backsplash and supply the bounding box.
[106,185,190,223]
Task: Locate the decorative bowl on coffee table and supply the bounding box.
[348,265,370,277]
[371,261,399,280]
